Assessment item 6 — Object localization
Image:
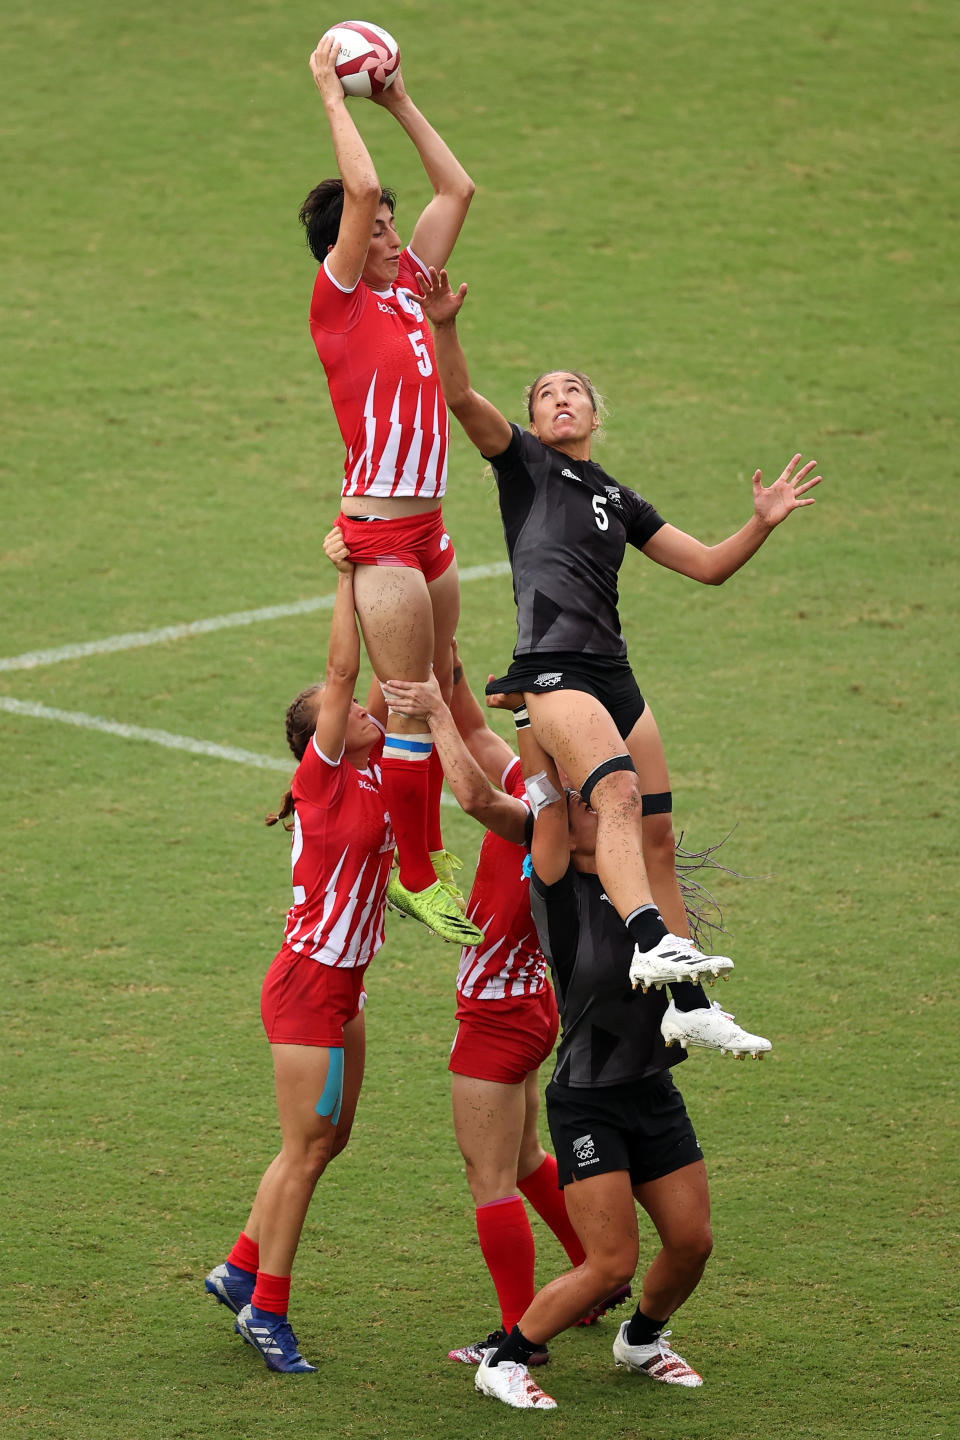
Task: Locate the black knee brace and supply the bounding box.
[580,753,636,808]
[641,790,673,817]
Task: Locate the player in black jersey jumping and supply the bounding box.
[415,265,821,1057]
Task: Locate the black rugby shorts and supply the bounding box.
[546,1071,703,1188]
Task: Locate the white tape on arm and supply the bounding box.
[525,770,562,818]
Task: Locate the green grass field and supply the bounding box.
[2,2,958,1436]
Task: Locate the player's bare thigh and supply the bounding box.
[524,689,630,793]
[428,557,460,699]
[451,1072,528,1204]
[632,1158,711,1247]
[352,563,435,682]
[623,702,671,796]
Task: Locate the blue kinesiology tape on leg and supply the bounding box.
[315,1046,345,1126]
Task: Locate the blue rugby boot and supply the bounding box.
[204,1262,255,1317]
[235,1304,318,1374]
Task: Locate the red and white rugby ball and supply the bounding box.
[322,20,400,98]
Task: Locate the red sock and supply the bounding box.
[475,1196,535,1332]
[380,754,435,891]
[519,1155,587,1267]
[251,1270,291,1317]
[226,1231,259,1275]
[426,746,445,854]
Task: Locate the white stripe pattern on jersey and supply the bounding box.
[288,845,387,969]
[457,918,545,1000]
[420,391,445,497]
[344,372,446,498]
[395,387,423,496]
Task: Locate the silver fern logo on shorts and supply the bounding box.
[572,1133,596,1161]
[534,672,563,689]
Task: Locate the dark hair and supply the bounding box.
[299,180,398,263]
[265,684,322,829]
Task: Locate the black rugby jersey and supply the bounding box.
[485,425,666,660]
[529,864,681,1088]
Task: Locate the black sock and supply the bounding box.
[490,1324,540,1368]
[670,981,710,1012]
[625,904,668,952]
[625,1307,668,1347]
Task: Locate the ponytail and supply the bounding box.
[265,788,295,830]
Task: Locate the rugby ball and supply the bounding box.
[322,20,400,97]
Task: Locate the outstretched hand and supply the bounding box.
[381,672,444,721]
[323,525,353,574]
[753,454,822,529]
[416,266,468,326]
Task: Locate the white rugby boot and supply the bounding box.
[629,934,733,992]
[660,999,771,1058]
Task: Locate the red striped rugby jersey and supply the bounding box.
[280,729,395,969]
[457,757,548,1000]
[309,248,448,500]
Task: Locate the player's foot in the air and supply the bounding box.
[629,934,733,992]
[449,1327,549,1366]
[204,1262,255,1317]
[612,1324,703,1386]
[430,848,467,913]
[386,875,484,945]
[235,1305,317,1374]
[661,999,771,1058]
[475,1354,557,1409]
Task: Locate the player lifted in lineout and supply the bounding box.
[300,35,480,948]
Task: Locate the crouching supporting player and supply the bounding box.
[474,731,721,1411]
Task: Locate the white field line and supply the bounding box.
[0,561,512,673]
[0,696,292,771]
[0,695,460,800]
[1,561,512,786]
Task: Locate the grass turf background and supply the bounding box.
[2,1,958,1436]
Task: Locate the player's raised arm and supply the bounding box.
[373,70,475,271]
[641,453,822,585]
[447,641,517,788]
[309,36,384,291]
[417,267,514,457]
[383,671,527,844]
[312,532,362,760]
[517,723,569,888]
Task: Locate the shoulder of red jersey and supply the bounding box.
[399,246,429,289]
[501,754,526,800]
[293,733,348,805]
[310,258,365,334]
